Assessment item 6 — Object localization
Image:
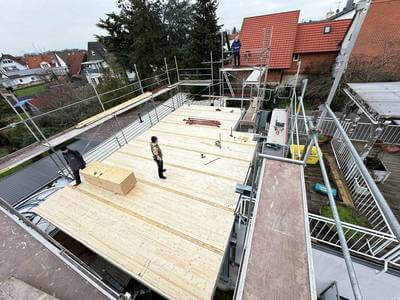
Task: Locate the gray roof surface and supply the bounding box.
[0,206,109,300]
[348,82,400,119]
[0,139,100,206]
[87,42,107,61]
[6,68,48,78]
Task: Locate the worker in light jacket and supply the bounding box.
[61,146,86,186]
[232,35,241,67]
[150,136,167,179]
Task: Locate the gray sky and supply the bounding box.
[1,0,346,56]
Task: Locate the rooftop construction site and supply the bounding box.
[1,0,400,299]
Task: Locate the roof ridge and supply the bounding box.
[243,9,300,20]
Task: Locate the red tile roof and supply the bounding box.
[352,0,400,58]
[239,10,300,69]
[66,52,87,76]
[294,19,352,53]
[25,54,58,69]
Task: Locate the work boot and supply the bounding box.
[160,176,167,180]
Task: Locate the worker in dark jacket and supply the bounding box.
[150,136,167,179]
[61,146,86,186]
[232,36,241,67]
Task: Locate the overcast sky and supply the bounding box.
[1,0,347,56]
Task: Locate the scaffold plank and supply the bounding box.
[240,160,312,300]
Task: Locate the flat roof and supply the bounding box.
[0,205,110,300]
[347,82,400,120]
[34,105,256,299]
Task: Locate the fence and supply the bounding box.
[294,116,400,146]
[309,213,400,270]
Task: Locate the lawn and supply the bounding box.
[0,148,9,159]
[14,83,48,98]
[321,204,370,228]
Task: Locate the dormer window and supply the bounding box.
[40,62,51,69]
[293,53,300,62]
[324,26,332,34]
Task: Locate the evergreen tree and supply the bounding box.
[97,0,165,78]
[232,26,237,34]
[190,0,222,67]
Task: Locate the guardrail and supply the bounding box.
[309,213,400,271]
[294,116,400,146]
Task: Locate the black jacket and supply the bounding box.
[63,150,86,171]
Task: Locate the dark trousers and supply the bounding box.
[72,169,81,184]
[155,159,164,178]
[234,53,240,67]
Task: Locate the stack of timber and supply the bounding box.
[326,155,355,208]
[81,161,136,195]
[76,92,152,128]
[240,97,258,127]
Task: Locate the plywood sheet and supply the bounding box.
[82,162,136,195]
[34,104,256,300]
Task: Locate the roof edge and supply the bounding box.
[243,9,300,21]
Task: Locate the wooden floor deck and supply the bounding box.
[34,105,256,300]
[239,160,313,299]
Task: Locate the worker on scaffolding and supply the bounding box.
[150,136,167,179]
[232,35,241,67]
[61,146,86,186]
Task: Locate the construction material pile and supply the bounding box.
[185,117,221,127]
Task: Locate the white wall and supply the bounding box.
[313,248,400,300]
[12,75,41,87]
[0,59,27,72]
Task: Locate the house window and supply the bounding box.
[19,79,23,83]
[31,77,35,80]
[324,26,332,34]
[293,53,300,62]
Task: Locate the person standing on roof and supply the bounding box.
[232,35,242,67]
[61,146,86,186]
[150,136,167,179]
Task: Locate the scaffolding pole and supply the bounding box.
[311,130,363,300]
[0,91,40,142]
[174,56,180,82]
[134,64,144,94]
[315,0,370,131]
[164,58,171,86]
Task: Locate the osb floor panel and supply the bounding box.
[34,105,256,300]
[242,161,311,300]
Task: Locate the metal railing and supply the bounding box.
[331,128,393,234]
[294,116,400,146]
[309,213,400,270]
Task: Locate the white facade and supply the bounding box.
[82,60,109,85]
[0,58,27,72]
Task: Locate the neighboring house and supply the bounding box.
[0,54,28,72]
[4,69,48,87]
[287,19,353,81]
[238,10,352,84]
[351,0,400,59]
[333,0,400,76]
[0,54,47,88]
[66,52,87,79]
[81,42,109,85]
[25,53,69,76]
